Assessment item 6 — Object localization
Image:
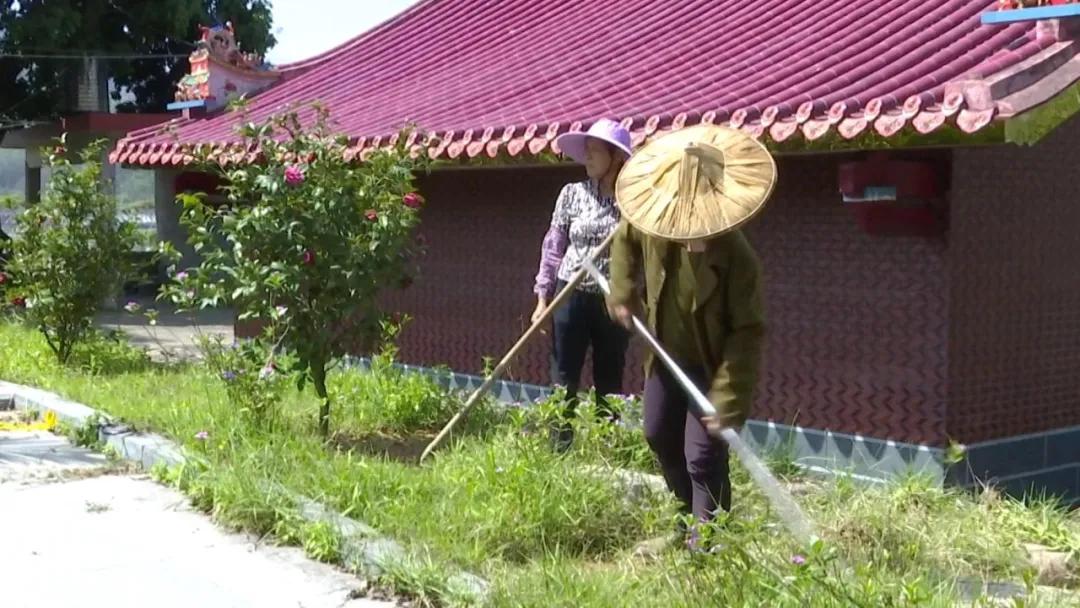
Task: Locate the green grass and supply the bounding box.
[2,320,1078,607]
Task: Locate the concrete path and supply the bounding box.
[0,429,391,608]
[95,296,234,362]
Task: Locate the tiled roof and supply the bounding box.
[112,0,1080,167]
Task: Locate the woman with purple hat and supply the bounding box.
[532,118,634,450]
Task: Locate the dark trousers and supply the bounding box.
[551,281,629,417]
[644,364,732,522]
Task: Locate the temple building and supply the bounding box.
[112,1,1080,504]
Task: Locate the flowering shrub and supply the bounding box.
[199,332,295,426]
[162,102,430,435]
[2,138,141,363]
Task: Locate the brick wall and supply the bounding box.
[948,115,1080,444]
[750,156,948,445]
[386,156,951,444]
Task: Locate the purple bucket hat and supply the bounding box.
[555,118,633,165]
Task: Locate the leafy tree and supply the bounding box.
[2,138,141,363]
[163,102,430,436]
[0,0,275,122]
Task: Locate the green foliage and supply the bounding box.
[0,0,275,121]
[162,103,430,436]
[333,316,502,437]
[2,321,1078,607]
[299,521,342,563]
[70,329,154,375]
[59,412,104,449]
[198,331,295,427]
[2,138,141,363]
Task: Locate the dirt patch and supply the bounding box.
[331,431,437,464]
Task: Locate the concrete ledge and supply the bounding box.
[0,378,490,603]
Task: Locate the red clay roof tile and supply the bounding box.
[111,0,1080,166]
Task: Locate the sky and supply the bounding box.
[267,0,421,65]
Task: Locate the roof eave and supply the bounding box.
[1004,70,1080,145]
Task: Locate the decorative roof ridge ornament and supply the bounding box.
[170,21,281,114]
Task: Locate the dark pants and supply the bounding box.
[551,280,629,418]
[644,364,731,522]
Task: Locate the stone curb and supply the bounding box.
[0,379,489,603]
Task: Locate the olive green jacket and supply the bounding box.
[607,220,765,427]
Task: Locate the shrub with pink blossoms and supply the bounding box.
[162,102,430,436]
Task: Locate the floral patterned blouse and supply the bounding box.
[533,180,620,299]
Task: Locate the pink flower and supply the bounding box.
[175,271,189,282]
[194,430,210,441]
[365,209,378,222]
[10,296,25,308]
[302,249,316,266]
[791,554,806,566]
[403,192,425,209]
[0,272,7,285]
[284,165,305,186]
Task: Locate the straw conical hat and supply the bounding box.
[615,124,777,242]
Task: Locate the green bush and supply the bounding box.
[198,332,295,428]
[162,102,430,436]
[2,138,141,363]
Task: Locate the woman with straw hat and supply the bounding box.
[532,118,634,451]
[606,124,776,553]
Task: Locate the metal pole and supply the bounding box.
[419,231,618,463]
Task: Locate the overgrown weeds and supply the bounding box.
[2,321,1077,607]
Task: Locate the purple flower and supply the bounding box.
[221,370,237,382]
[124,301,141,314]
[791,554,806,566]
[284,164,305,186]
[259,365,275,380]
[175,271,189,282]
[194,431,209,441]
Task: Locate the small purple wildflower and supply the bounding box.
[791,554,806,566]
[221,370,237,382]
[123,301,141,314]
[175,271,189,282]
[259,365,275,380]
[194,431,209,441]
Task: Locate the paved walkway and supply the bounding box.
[95,296,234,362]
[0,427,390,608]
